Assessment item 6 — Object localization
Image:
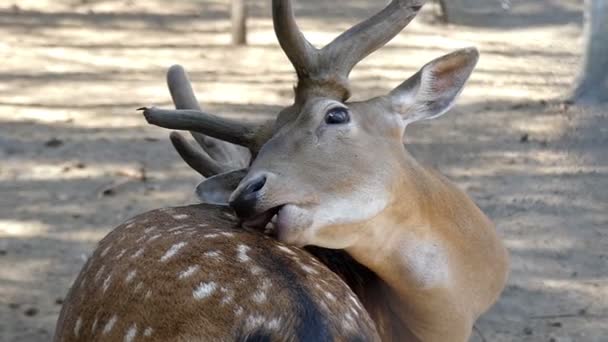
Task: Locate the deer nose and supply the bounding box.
[229,175,267,219]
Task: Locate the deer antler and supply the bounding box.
[141,0,425,153]
[273,0,425,100]
[164,65,251,176]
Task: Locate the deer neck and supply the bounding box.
[344,154,481,341]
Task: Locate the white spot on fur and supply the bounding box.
[343,312,356,331]
[115,249,126,260]
[325,292,336,302]
[204,233,219,238]
[250,265,263,275]
[147,234,162,242]
[234,306,244,316]
[267,318,281,331]
[91,316,98,333]
[102,274,112,293]
[348,294,363,310]
[168,225,188,232]
[130,248,144,259]
[301,264,319,275]
[220,232,235,237]
[253,278,272,303]
[237,244,251,262]
[193,281,217,299]
[178,265,200,279]
[134,282,143,293]
[125,223,135,229]
[252,290,266,303]
[74,317,82,337]
[245,315,265,330]
[124,323,137,342]
[94,265,106,282]
[143,327,153,337]
[173,214,189,220]
[220,287,234,304]
[204,250,222,258]
[143,226,157,234]
[223,212,236,219]
[277,245,296,255]
[135,235,147,244]
[125,270,137,284]
[160,242,187,262]
[100,245,112,257]
[102,315,117,335]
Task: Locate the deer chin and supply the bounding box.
[275,204,314,246]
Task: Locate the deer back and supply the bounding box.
[54,204,379,341]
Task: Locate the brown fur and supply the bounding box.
[54,204,380,341]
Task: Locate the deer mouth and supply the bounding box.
[241,204,312,242]
[241,205,283,236]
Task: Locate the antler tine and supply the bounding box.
[167,64,202,112]
[166,65,251,171]
[272,0,319,78]
[142,106,258,148]
[169,131,226,177]
[272,0,425,100]
[322,0,425,77]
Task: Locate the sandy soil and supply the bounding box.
[1,0,606,341]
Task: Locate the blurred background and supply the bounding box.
[0,0,606,341]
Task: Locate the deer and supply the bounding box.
[53,62,381,342]
[141,0,510,341]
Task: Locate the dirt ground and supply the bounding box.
[1,0,606,341]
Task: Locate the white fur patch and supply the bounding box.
[204,250,222,258]
[100,245,112,257]
[160,242,187,262]
[130,248,144,259]
[193,281,217,299]
[102,274,112,293]
[74,317,82,337]
[400,238,450,288]
[147,234,162,242]
[236,244,251,262]
[277,245,296,255]
[125,270,137,284]
[124,323,137,342]
[306,183,390,248]
[91,317,98,333]
[178,265,200,279]
[173,214,189,220]
[143,327,153,337]
[102,315,117,335]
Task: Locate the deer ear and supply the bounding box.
[388,48,479,125]
[195,168,248,205]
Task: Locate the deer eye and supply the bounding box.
[324,107,350,125]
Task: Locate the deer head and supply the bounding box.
[145,0,477,248]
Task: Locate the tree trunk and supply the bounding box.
[231,0,247,45]
[569,0,608,103]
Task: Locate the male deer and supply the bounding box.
[53,64,380,342]
[142,0,510,341]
